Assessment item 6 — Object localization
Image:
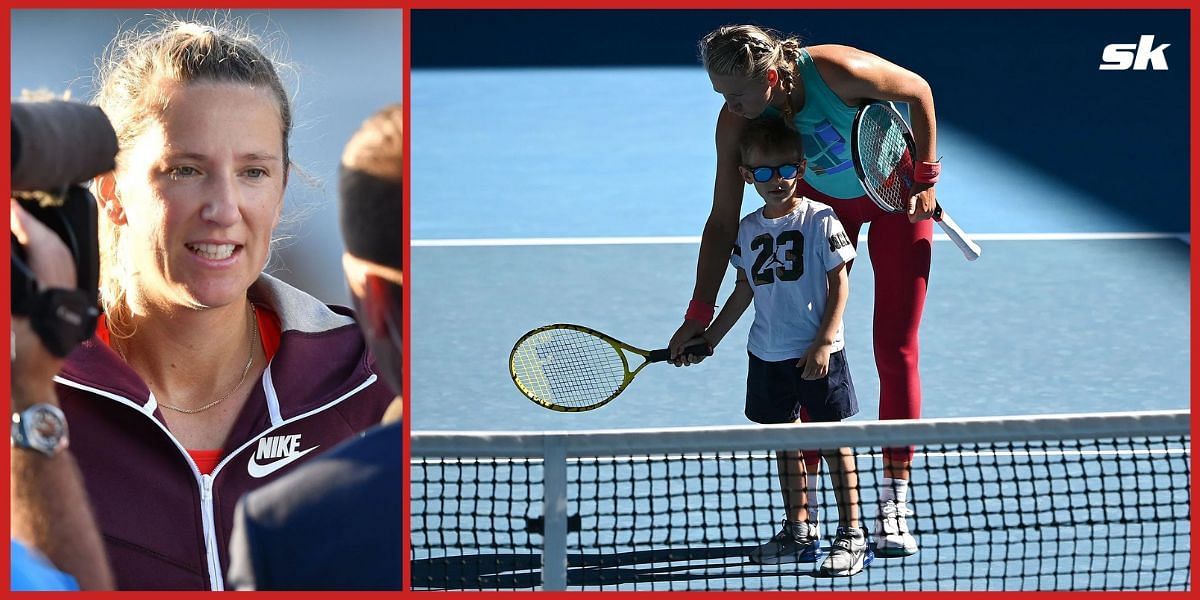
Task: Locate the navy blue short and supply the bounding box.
[745,350,859,424]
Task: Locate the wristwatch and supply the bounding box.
[11,403,69,457]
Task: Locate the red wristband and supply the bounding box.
[685,299,715,325]
[914,160,941,184]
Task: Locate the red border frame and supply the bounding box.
[3,4,405,595]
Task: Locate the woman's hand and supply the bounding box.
[670,333,713,367]
[908,182,937,223]
[668,320,709,366]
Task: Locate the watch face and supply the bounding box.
[28,406,66,449]
[30,410,64,444]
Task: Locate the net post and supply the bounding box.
[542,435,569,591]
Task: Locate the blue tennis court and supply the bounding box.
[411,79,1189,432]
[409,9,1190,591]
[412,236,1188,432]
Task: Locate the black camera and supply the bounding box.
[11,100,118,357]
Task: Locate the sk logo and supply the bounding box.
[1099,35,1170,71]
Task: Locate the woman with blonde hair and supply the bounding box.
[28,18,393,589]
[671,23,937,563]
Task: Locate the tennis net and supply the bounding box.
[411,410,1190,591]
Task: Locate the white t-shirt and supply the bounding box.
[730,198,857,361]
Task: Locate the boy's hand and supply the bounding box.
[671,335,713,367]
[796,343,833,380]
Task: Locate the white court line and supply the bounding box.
[413,232,1190,247]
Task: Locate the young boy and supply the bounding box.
[679,116,871,576]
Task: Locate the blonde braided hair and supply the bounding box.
[699,25,803,127]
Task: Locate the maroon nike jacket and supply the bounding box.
[53,275,395,590]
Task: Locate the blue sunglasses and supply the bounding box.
[746,163,802,183]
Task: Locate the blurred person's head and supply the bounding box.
[92,18,293,332]
[339,104,402,409]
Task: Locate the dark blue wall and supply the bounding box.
[413,10,1190,231]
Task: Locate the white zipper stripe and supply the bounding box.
[262,363,283,427]
[51,378,157,416]
[52,372,379,590]
[200,475,222,590]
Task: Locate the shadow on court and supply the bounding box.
[410,545,841,589]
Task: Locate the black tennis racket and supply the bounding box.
[509,324,710,412]
[851,101,981,261]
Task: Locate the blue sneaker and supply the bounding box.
[748,520,821,564]
[819,526,874,576]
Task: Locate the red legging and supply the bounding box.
[796,179,932,468]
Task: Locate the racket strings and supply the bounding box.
[511,329,628,409]
[859,110,913,211]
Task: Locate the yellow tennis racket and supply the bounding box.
[509,323,710,412]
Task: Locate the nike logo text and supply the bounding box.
[247,434,320,478]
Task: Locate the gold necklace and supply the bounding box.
[120,303,258,415]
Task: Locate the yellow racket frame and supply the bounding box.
[509,323,664,413]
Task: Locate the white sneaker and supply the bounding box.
[819,526,873,576]
[873,499,918,557]
[747,520,822,564]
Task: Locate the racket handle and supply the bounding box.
[648,343,712,363]
[933,205,981,261]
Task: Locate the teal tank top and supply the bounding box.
[763,49,865,200]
